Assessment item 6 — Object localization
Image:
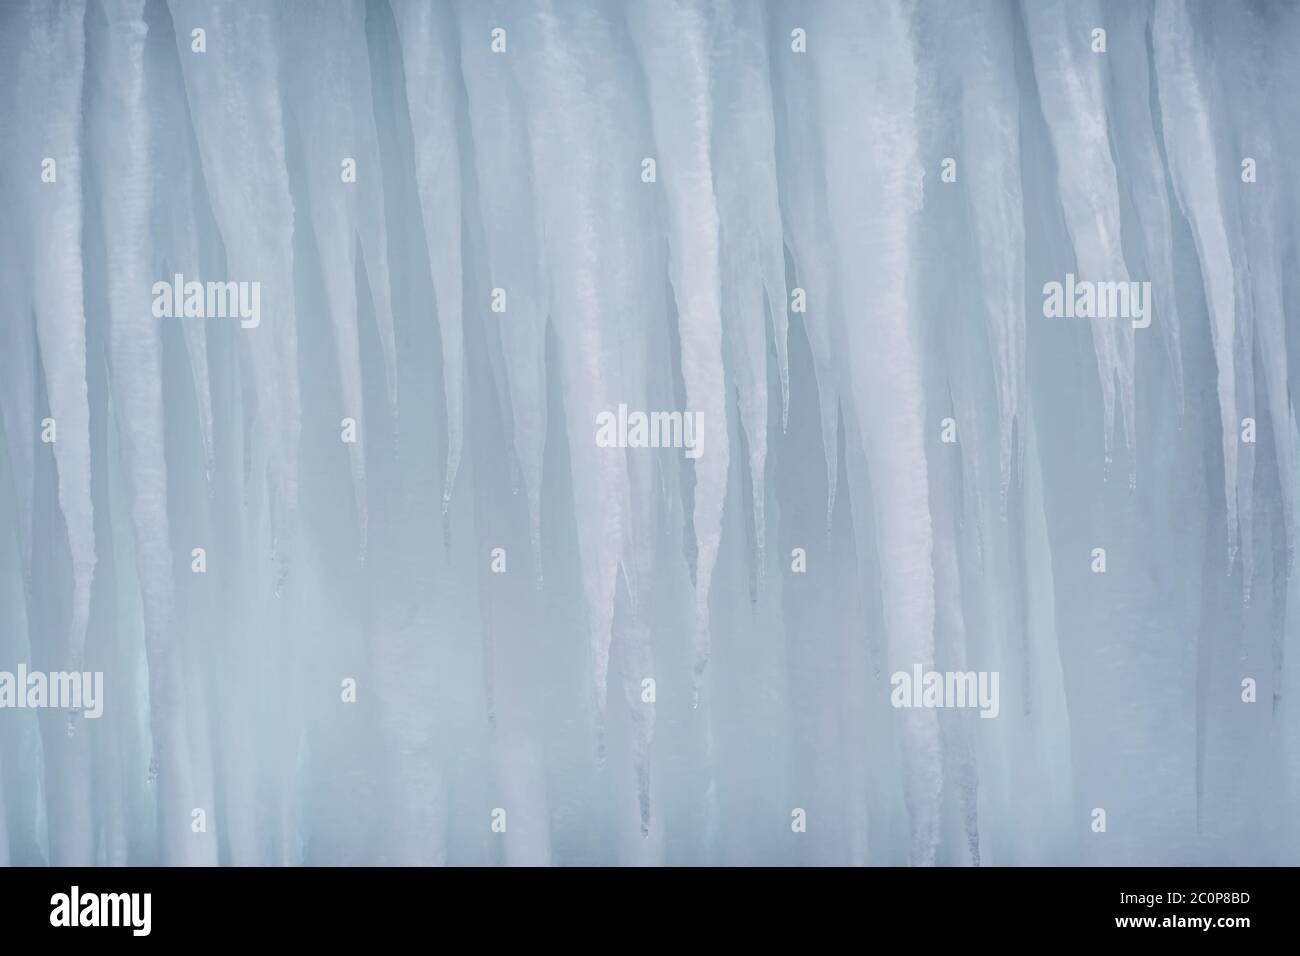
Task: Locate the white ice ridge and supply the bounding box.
[0,0,1296,867]
[393,0,464,533]
[1025,0,1136,487]
[6,0,98,683]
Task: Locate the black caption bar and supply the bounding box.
[0,866,1282,942]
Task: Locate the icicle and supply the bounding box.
[391,0,465,522]
[282,0,374,560]
[1105,0,1185,419]
[349,11,400,448]
[810,0,941,865]
[617,591,656,841]
[91,0,203,862]
[770,1,841,532]
[1212,0,1294,580]
[628,0,728,702]
[511,3,626,734]
[948,1,1026,498]
[587,2,666,850]
[1242,152,1296,576]
[146,2,213,479]
[454,0,549,572]
[169,0,302,582]
[1151,0,1240,566]
[1024,0,1136,487]
[712,0,786,581]
[15,0,97,671]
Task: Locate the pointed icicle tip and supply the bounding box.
[530,521,544,591]
[691,660,708,710]
[692,604,711,708]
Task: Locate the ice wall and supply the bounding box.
[0,0,1298,866]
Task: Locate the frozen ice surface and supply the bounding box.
[0,0,1298,866]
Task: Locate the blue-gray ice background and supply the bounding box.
[1,0,1299,865]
